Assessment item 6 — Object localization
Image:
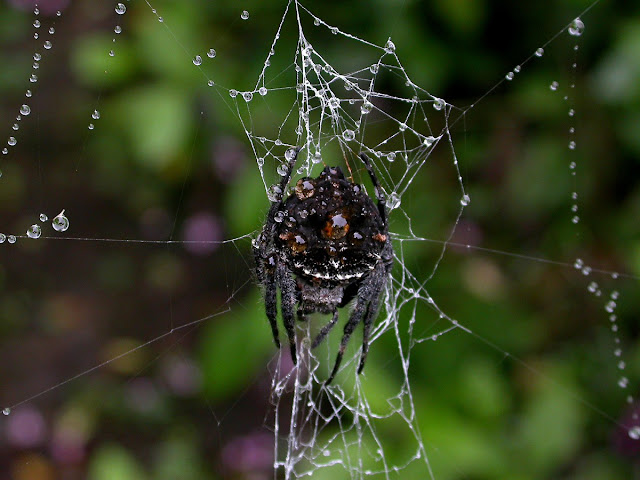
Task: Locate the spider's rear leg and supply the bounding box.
[265,270,280,349]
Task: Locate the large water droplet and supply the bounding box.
[241,10,250,20]
[27,224,41,239]
[432,98,445,111]
[207,48,216,58]
[342,129,355,141]
[7,235,16,244]
[2,407,10,416]
[535,47,544,57]
[242,91,253,102]
[52,210,69,232]
[568,18,584,37]
[258,87,268,96]
[115,3,126,14]
[92,109,100,120]
[384,39,396,54]
[43,41,52,50]
[460,194,471,206]
[193,55,202,66]
[388,192,401,209]
[8,137,17,146]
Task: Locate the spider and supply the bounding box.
[253,148,393,384]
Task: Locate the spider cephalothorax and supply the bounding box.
[253,148,393,384]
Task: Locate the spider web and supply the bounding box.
[0,1,638,479]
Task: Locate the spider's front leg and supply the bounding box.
[276,261,298,365]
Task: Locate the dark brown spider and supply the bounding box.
[253,148,393,384]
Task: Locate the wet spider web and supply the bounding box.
[0,0,639,479]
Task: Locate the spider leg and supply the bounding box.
[359,153,387,224]
[264,269,280,349]
[277,261,298,365]
[311,309,339,349]
[326,263,387,385]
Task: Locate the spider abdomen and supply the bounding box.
[274,166,386,284]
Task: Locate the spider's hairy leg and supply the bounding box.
[311,310,339,349]
[359,153,387,224]
[277,261,298,366]
[265,269,280,349]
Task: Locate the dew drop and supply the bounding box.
[109,50,115,57]
[614,348,622,357]
[568,18,584,37]
[48,27,55,35]
[193,55,202,66]
[207,48,216,58]
[115,3,126,14]
[276,164,288,176]
[568,108,575,117]
[33,53,41,61]
[0,234,5,243]
[360,101,373,115]
[258,86,268,96]
[388,193,401,209]
[505,71,514,81]
[312,152,322,164]
[30,74,38,83]
[92,109,101,120]
[629,426,640,440]
[285,148,297,161]
[370,64,379,74]
[384,39,396,54]
[8,137,17,146]
[274,211,285,223]
[423,135,437,147]
[7,235,16,244]
[432,98,445,111]
[27,224,41,239]
[342,129,355,141]
[12,124,19,131]
[114,25,122,34]
[386,152,396,162]
[242,91,253,102]
[2,408,10,416]
[33,20,41,28]
[535,47,544,57]
[581,265,591,275]
[618,377,629,389]
[460,194,470,206]
[241,10,249,20]
[25,89,32,97]
[550,81,559,91]
[229,89,238,98]
[572,215,580,224]
[267,185,283,202]
[39,213,48,222]
[44,41,52,50]
[52,210,69,232]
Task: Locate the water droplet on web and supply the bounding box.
[629,426,640,440]
[109,50,115,57]
[423,136,438,147]
[384,39,396,54]
[242,91,253,102]
[535,47,544,57]
[618,377,629,389]
[12,124,19,131]
[285,148,297,161]
[33,61,40,70]
[26,90,32,97]
[115,3,126,15]
[88,123,94,130]
[30,74,38,83]
[274,211,285,223]
[34,6,39,15]
[7,235,16,244]
[158,17,164,23]
[618,361,626,370]
[386,152,396,162]
[39,213,48,222]
[581,266,591,276]
[258,87,267,96]
[207,48,216,58]
[241,10,250,20]
[193,55,202,66]
[52,210,69,232]
[27,224,41,239]
[92,109,101,120]
[277,164,289,176]
[505,71,514,81]
[8,137,17,146]
[572,215,580,224]
[568,109,575,117]
[2,148,7,155]
[312,152,322,164]
[44,41,52,50]
[361,101,373,115]
[432,98,445,111]
[256,157,265,167]
[550,81,559,91]
[605,301,616,313]
[514,65,521,73]
[56,10,62,17]
[49,27,55,35]
[342,129,355,141]
[229,89,238,98]
[398,123,407,132]
[2,408,10,416]
[33,53,41,61]
[114,25,122,34]
[569,161,576,170]
[460,194,470,206]
[611,290,619,300]
[587,281,598,293]
[568,18,584,37]
[370,64,379,74]
[33,20,41,28]
[388,193,401,209]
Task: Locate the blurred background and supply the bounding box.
[0,0,639,479]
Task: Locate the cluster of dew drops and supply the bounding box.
[2,6,60,163]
